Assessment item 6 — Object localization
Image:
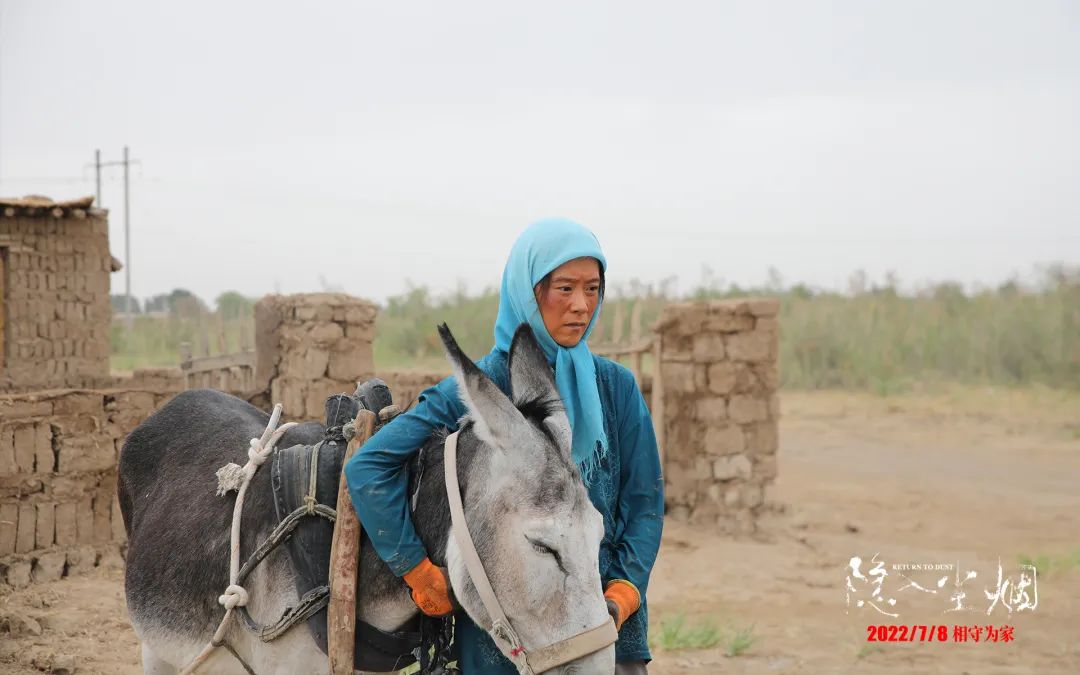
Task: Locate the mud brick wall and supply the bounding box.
[377,370,447,411]
[0,388,173,589]
[657,298,779,534]
[253,294,378,421]
[0,207,113,391]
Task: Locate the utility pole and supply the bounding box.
[123,146,132,328]
[94,149,102,207]
[88,148,140,329]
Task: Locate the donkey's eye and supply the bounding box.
[529,539,556,557]
[527,537,570,574]
[526,537,564,568]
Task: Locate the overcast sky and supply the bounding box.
[2,1,1078,305]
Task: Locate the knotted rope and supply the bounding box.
[180,404,297,675]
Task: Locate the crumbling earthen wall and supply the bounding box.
[377,371,448,411]
[0,197,115,392]
[253,294,378,420]
[658,298,779,534]
[0,389,174,588]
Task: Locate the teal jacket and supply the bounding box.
[344,349,664,669]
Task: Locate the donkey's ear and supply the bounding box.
[508,324,572,456]
[438,323,525,449]
[508,323,558,406]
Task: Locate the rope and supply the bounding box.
[179,404,298,675]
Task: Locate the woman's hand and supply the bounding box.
[403,557,455,617]
[604,579,641,631]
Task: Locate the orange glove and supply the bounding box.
[403,557,454,617]
[604,579,641,631]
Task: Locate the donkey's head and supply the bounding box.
[439,323,614,674]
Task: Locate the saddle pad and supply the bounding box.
[270,432,431,669]
[271,439,345,652]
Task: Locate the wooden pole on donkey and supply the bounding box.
[327,408,375,674]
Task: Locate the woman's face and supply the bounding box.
[535,257,602,348]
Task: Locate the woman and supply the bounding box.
[344,218,664,674]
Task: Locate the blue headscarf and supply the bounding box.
[495,218,608,483]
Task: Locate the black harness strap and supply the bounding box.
[234,501,338,641]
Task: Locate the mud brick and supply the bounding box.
[694,397,727,423]
[689,498,722,524]
[92,495,112,543]
[747,299,780,317]
[662,362,705,394]
[66,546,97,576]
[344,322,376,341]
[707,362,738,395]
[50,388,102,416]
[0,503,18,554]
[111,494,126,543]
[0,427,15,477]
[0,398,53,417]
[307,322,344,344]
[32,551,66,583]
[109,391,156,411]
[751,362,779,391]
[35,502,55,550]
[327,348,374,382]
[16,504,36,553]
[742,484,765,508]
[705,424,745,456]
[744,422,778,455]
[13,424,36,473]
[703,313,754,333]
[280,348,329,379]
[665,310,706,337]
[75,497,94,544]
[54,502,77,547]
[344,305,377,325]
[692,334,725,362]
[4,559,32,588]
[57,436,114,474]
[712,454,751,481]
[753,455,778,480]
[723,486,741,507]
[728,395,769,424]
[34,423,53,473]
[662,421,704,465]
[725,331,773,363]
[732,363,764,394]
[271,379,307,419]
[661,335,693,362]
[50,475,96,500]
[755,317,779,333]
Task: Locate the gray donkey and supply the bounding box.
[119,324,614,674]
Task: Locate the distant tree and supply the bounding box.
[216,291,256,320]
[141,289,208,316]
[110,294,142,314]
[143,293,171,313]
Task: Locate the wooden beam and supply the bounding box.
[181,350,256,374]
[327,409,375,674]
[652,333,665,474]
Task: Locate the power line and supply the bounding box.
[89,148,141,329]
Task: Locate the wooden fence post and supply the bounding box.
[327,409,376,674]
[652,332,665,474]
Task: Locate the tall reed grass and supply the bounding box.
[112,266,1080,392]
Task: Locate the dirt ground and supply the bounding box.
[2,387,1078,674]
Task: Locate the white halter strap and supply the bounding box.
[443,430,617,674]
